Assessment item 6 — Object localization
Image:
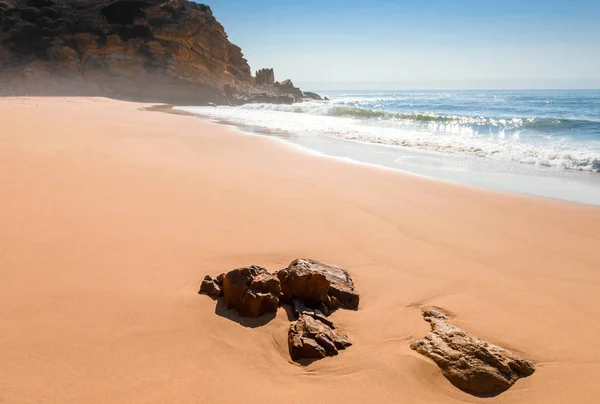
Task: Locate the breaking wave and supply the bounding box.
[237,102,600,133]
[178,92,600,173]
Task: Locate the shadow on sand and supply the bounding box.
[213,298,277,328]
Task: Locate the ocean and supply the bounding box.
[178,90,600,205]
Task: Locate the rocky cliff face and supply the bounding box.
[0,0,312,104]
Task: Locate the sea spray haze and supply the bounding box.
[181,90,600,173]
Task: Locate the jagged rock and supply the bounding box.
[277,259,359,311]
[198,274,224,297]
[302,91,323,101]
[198,260,356,362]
[255,68,274,85]
[292,299,334,328]
[274,79,303,99]
[222,265,281,317]
[324,96,330,101]
[411,309,535,395]
[288,312,351,360]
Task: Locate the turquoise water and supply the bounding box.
[179,90,600,205]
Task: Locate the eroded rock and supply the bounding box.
[198,274,224,297]
[222,265,281,317]
[277,259,359,311]
[411,309,535,395]
[292,299,334,328]
[288,312,352,360]
[274,79,303,99]
[198,259,357,362]
[255,68,275,85]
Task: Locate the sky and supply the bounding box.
[201,0,600,90]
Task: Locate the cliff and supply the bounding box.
[0,0,319,104]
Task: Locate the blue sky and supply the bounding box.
[201,0,600,89]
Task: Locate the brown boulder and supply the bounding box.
[222,266,281,317]
[288,312,352,361]
[198,274,224,297]
[411,309,535,395]
[277,259,359,311]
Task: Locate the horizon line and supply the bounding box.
[307,88,600,92]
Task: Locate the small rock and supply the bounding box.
[288,313,352,360]
[422,308,448,321]
[222,265,281,317]
[411,310,535,395]
[199,274,223,297]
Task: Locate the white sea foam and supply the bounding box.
[177,101,600,173]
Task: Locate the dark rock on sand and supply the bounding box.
[292,298,335,328]
[277,259,359,311]
[199,259,357,361]
[222,265,281,317]
[288,312,352,360]
[411,309,535,395]
[198,274,224,297]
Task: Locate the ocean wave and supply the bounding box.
[238,102,599,133]
[178,104,600,173]
[330,132,600,173]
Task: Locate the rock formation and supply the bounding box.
[246,71,323,103]
[411,309,535,395]
[272,79,322,101]
[303,91,323,101]
[221,266,281,317]
[199,259,359,362]
[273,79,303,99]
[288,304,352,360]
[277,258,360,312]
[198,274,224,297]
[0,0,321,104]
[255,68,274,85]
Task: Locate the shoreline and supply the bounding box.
[150,104,554,205]
[168,104,600,206]
[2,96,600,404]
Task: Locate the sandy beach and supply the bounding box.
[1,97,600,404]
